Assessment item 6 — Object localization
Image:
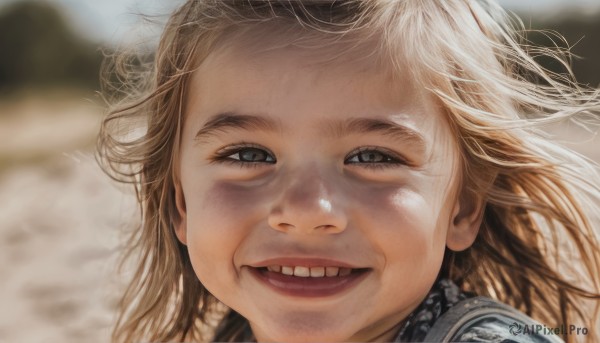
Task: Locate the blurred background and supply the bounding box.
[0,0,598,342]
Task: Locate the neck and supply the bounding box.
[346,312,408,342]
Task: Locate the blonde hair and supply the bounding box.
[97,1,600,342]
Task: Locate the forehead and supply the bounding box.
[183,28,456,156]
[188,22,411,104]
[187,34,435,127]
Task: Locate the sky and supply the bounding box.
[0,0,599,45]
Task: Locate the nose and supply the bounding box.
[267,167,348,235]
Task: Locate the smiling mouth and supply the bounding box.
[248,266,371,297]
[261,265,366,277]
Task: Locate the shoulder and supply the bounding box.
[422,296,564,343]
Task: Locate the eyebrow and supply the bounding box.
[194,112,427,152]
[194,112,280,142]
[327,117,427,153]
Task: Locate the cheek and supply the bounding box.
[354,186,449,279]
[183,181,269,295]
[355,187,442,242]
[193,181,268,221]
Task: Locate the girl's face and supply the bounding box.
[175,43,477,342]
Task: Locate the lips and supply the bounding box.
[247,258,371,297]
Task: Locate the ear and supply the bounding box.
[446,192,485,252]
[173,181,188,245]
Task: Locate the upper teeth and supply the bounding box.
[266,265,352,277]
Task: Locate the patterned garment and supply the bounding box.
[392,279,564,343]
[393,278,471,342]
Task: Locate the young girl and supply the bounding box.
[97,0,600,342]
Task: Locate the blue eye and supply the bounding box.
[344,147,406,169]
[346,151,394,163]
[230,147,275,163]
[213,144,276,166]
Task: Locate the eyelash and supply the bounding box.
[211,144,408,169]
[344,146,408,170]
[211,143,277,168]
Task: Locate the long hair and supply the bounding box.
[97,1,600,342]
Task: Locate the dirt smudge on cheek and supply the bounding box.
[200,180,272,224]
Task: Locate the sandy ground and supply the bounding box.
[0,97,137,343]
[0,96,598,343]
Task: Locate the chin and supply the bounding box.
[264,330,349,343]
[253,316,355,343]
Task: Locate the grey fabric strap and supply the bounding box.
[421,296,565,343]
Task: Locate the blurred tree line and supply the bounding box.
[0,1,104,95]
[0,1,598,97]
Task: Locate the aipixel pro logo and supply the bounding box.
[509,322,588,337]
[509,322,522,336]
